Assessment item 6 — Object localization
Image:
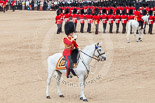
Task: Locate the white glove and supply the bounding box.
[73,34,78,40]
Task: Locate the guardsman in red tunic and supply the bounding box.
[79,9,85,33]
[101,9,107,33]
[71,8,78,33]
[63,22,79,78]
[55,9,62,34]
[134,3,143,31]
[148,10,154,34]
[114,9,121,33]
[2,0,6,13]
[121,9,127,34]
[86,9,93,33]
[0,0,2,11]
[93,9,100,34]
[128,9,134,34]
[64,8,71,23]
[12,0,15,12]
[107,9,114,33]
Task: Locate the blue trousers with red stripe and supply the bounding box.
[64,56,73,77]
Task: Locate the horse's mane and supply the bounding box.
[82,43,95,53]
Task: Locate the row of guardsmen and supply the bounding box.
[55,7,155,34]
[0,0,15,13]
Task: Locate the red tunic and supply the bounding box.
[79,14,85,24]
[71,14,78,23]
[63,36,78,56]
[134,11,142,21]
[149,16,154,24]
[93,15,100,24]
[114,15,120,23]
[128,15,134,20]
[101,14,107,23]
[86,15,93,23]
[121,15,127,23]
[12,1,15,6]
[55,15,62,24]
[64,14,71,22]
[107,15,114,24]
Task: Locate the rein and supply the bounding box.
[79,49,105,74]
[79,50,105,61]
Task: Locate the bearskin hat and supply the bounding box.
[65,8,69,14]
[102,9,106,14]
[64,22,74,36]
[56,9,61,15]
[81,9,84,14]
[73,8,77,14]
[116,9,120,15]
[142,9,147,15]
[135,3,139,11]
[94,8,99,15]
[109,9,113,15]
[148,10,153,16]
[122,9,126,15]
[129,9,133,15]
[87,9,92,15]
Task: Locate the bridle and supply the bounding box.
[79,45,105,75]
[79,45,105,62]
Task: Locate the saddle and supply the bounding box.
[56,49,79,76]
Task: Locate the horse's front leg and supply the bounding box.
[79,75,88,102]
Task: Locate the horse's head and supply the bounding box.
[93,42,106,61]
[142,15,149,25]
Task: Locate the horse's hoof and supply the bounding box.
[46,96,51,99]
[83,99,88,102]
[59,95,64,98]
[80,97,83,100]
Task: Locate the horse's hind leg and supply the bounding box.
[134,29,139,42]
[46,68,55,99]
[138,29,143,42]
[55,71,64,97]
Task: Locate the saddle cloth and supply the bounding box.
[56,56,77,76]
[56,56,67,70]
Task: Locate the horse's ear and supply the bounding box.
[97,42,102,46]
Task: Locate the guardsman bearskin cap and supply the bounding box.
[116,9,120,15]
[57,9,61,15]
[135,3,139,11]
[81,9,84,14]
[129,9,133,15]
[122,9,126,15]
[142,9,147,15]
[73,8,77,14]
[148,10,153,16]
[102,9,106,14]
[94,8,99,15]
[87,9,92,15]
[64,22,74,36]
[65,8,69,14]
[109,9,113,15]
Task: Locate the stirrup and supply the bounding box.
[73,63,77,68]
[67,75,72,78]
